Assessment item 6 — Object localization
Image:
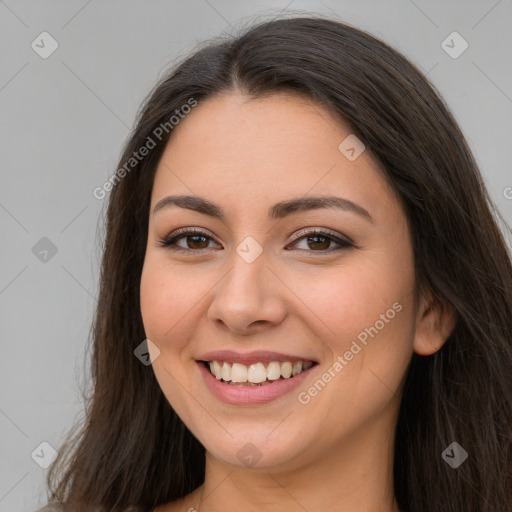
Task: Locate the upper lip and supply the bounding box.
[197,350,318,366]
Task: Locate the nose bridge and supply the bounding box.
[207,241,286,332]
[219,229,268,293]
[219,243,268,305]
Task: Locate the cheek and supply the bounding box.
[315,250,415,408]
[291,261,415,441]
[140,259,168,340]
[139,256,198,351]
[139,256,201,420]
[302,245,413,361]
[289,252,414,345]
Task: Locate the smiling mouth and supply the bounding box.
[201,360,317,386]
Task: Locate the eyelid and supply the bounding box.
[156,227,220,249]
[157,226,354,253]
[289,226,354,245]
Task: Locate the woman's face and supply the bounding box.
[140,91,425,470]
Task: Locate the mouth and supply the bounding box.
[196,350,320,405]
[199,359,318,387]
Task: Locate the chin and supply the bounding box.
[197,424,315,470]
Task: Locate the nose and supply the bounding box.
[207,251,287,335]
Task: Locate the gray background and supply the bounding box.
[1,1,511,510]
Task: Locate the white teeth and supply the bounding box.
[280,361,292,378]
[212,361,222,380]
[267,361,281,380]
[248,363,267,383]
[231,363,248,383]
[221,362,231,381]
[207,360,314,384]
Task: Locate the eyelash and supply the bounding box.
[157,227,353,255]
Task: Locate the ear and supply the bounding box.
[413,286,457,356]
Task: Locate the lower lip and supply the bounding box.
[197,362,317,406]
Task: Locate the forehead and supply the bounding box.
[151,92,400,224]
[163,91,352,160]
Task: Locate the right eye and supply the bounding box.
[157,228,221,253]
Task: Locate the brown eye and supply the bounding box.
[186,235,210,249]
[157,229,220,253]
[305,235,331,250]
[158,228,353,255]
[288,229,353,253]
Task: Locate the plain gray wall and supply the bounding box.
[1,1,511,510]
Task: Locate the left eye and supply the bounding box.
[158,228,353,253]
[289,230,352,252]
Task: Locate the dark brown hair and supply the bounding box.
[46,15,512,512]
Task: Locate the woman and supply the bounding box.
[39,15,512,512]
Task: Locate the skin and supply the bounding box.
[140,91,455,512]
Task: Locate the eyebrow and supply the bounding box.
[153,194,373,222]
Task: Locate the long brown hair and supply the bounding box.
[46,15,512,512]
